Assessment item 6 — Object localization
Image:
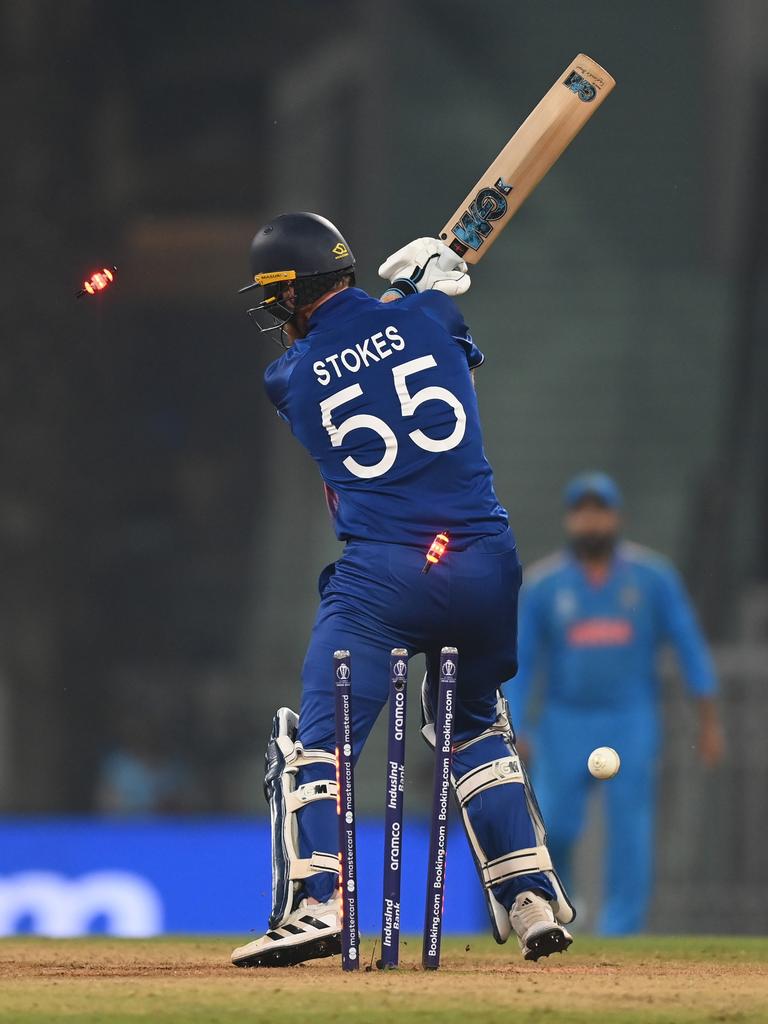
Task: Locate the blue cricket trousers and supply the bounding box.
[295,530,556,909]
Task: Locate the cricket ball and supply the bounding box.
[588,746,621,779]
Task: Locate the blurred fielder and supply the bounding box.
[504,472,723,934]
[230,216,574,967]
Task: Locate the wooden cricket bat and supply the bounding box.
[440,54,615,263]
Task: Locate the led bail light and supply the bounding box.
[422,532,449,574]
[76,266,117,299]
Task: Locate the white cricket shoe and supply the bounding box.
[509,890,573,962]
[231,895,341,968]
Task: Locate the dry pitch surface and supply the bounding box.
[1,935,767,1023]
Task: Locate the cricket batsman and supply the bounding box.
[230,213,574,967]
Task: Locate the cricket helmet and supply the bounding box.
[239,212,355,339]
[564,471,622,510]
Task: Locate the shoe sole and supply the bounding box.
[232,933,341,968]
[524,927,573,962]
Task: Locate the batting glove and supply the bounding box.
[378,237,470,298]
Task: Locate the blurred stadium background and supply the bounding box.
[1,0,767,937]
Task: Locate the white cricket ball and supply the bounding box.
[588,746,621,779]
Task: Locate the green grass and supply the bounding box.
[1,935,766,1023]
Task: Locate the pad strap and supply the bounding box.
[290,852,340,879]
[285,779,338,812]
[454,756,524,808]
[482,845,554,888]
[290,747,337,771]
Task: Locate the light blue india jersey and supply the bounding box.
[505,542,717,730]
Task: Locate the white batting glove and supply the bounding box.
[378,237,470,297]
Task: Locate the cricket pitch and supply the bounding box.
[1,934,766,1023]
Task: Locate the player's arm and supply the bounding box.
[694,696,722,767]
[657,566,724,767]
[379,242,483,386]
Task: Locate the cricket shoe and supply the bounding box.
[509,890,573,962]
[231,896,341,968]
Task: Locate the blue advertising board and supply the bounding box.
[0,818,488,937]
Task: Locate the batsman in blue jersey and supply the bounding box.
[503,472,724,935]
[230,215,575,968]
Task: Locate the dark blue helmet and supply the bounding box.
[239,212,355,339]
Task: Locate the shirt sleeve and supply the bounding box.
[410,290,485,369]
[502,581,545,735]
[656,564,718,697]
[264,355,292,423]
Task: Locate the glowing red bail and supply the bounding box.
[76,265,118,299]
[422,531,449,574]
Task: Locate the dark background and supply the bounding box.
[1,0,767,931]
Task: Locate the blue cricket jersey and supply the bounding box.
[264,287,508,547]
[504,541,717,731]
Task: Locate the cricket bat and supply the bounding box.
[440,54,615,262]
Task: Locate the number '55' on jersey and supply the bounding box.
[264,287,509,548]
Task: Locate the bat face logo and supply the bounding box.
[563,70,597,102]
[450,177,513,254]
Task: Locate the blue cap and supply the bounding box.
[564,471,622,509]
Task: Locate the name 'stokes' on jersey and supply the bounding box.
[263,287,509,548]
